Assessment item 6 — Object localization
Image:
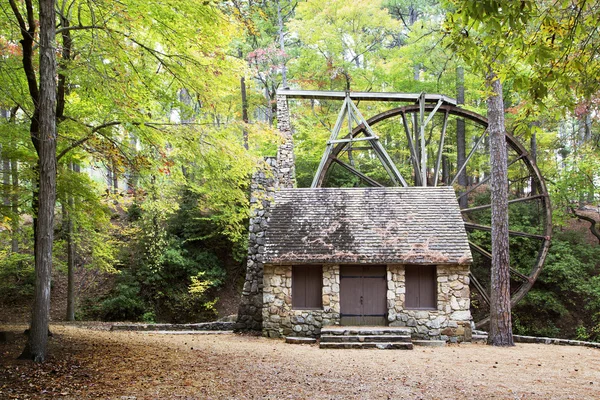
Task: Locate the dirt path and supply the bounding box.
[1,324,599,399]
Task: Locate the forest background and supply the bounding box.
[1,0,599,343]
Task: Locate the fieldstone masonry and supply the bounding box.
[263,265,341,338]
[236,95,296,332]
[235,157,277,331]
[387,264,472,342]
[275,95,296,189]
[262,264,471,341]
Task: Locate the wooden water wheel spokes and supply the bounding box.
[309,99,552,327]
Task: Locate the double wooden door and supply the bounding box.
[340,265,387,326]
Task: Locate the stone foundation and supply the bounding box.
[387,264,471,342]
[262,264,472,342]
[262,265,340,338]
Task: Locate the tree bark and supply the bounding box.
[276,0,288,88]
[66,163,76,321]
[11,158,19,253]
[456,67,468,208]
[530,131,537,196]
[19,0,58,362]
[2,157,10,207]
[486,72,514,346]
[239,46,249,152]
[241,75,249,150]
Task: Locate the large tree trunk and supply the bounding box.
[486,72,514,347]
[19,0,58,362]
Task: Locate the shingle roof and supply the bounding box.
[264,187,472,265]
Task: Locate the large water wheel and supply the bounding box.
[281,90,552,327]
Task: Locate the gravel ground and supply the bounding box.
[1,324,599,399]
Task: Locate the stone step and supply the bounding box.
[320,326,412,336]
[412,340,446,347]
[319,342,414,350]
[472,334,488,342]
[320,335,411,343]
[285,336,317,344]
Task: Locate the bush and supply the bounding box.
[0,252,35,303]
[98,281,146,321]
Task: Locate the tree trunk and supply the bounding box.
[442,155,450,185]
[456,67,468,208]
[241,75,249,150]
[2,157,10,207]
[66,163,76,321]
[530,131,537,196]
[276,0,287,88]
[265,84,273,126]
[20,0,58,362]
[486,72,514,347]
[239,48,249,151]
[112,161,118,194]
[11,158,19,253]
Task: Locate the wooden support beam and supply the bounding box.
[469,241,532,282]
[276,89,457,105]
[331,157,383,187]
[457,155,526,200]
[469,272,491,306]
[450,129,489,185]
[433,110,450,186]
[348,99,408,187]
[465,223,547,240]
[401,111,422,186]
[461,194,547,213]
[311,97,349,188]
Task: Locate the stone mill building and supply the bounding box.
[236,94,474,343]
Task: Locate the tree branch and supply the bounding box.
[55,25,103,34]
[571,207,600,244]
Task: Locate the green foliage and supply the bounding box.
[88,186,233,323]
[0,252,35,301]
[513,231,600,341]
[97,281,146,322]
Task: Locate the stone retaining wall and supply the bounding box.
[110,322,235,331]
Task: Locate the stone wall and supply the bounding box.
[387,264,472,342]
[236,94,296,332]
[262,263,471,341]
[262,265,340,338]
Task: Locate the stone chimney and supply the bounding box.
[236,94,296,332]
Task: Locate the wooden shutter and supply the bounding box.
[292,266,323,309]
[405,265,437,309]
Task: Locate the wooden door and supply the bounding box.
[340,265,387,326]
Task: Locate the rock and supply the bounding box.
[450,311,471,321]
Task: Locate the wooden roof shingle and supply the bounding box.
[264,187,472,265]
